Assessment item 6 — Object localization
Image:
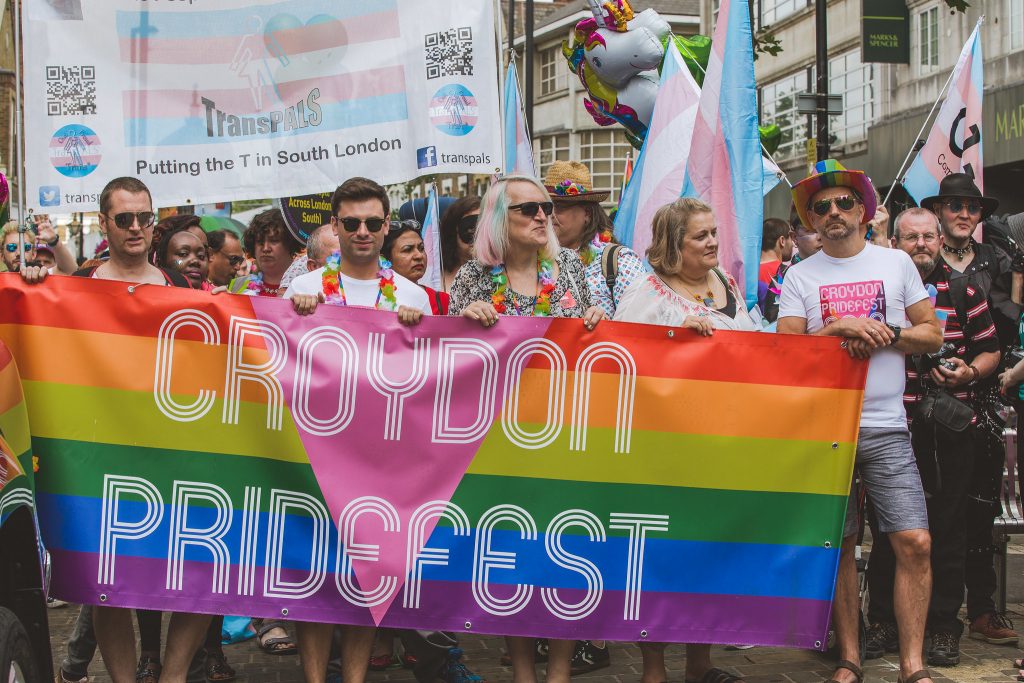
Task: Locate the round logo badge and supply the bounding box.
[429,84,478,137]
[50,124,101,178]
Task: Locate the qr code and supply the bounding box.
[425,27,474,80]
[45,65,96,116]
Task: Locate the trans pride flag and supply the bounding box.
[903,18,985,203]
[614,40,701,258]
[504,60,537,177]
[680,0,764,308]
[420,186,443,290]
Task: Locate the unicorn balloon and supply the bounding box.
[564,0,781,153]
[563,0,671,148]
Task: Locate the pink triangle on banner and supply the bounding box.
[249,299,553,624]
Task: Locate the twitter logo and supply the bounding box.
[39,186,60,207]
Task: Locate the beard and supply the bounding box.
[819,218,857,240]
[913,254,936,277]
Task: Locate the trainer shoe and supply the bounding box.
[969,612,1019,645]
[570,641,610,675]
[439,648,486,683]
[57,672,89,683]
[864,621,898,660]
[927,631,960,667]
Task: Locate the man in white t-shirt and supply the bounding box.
[778,160,943,683]
[283,177,428,683]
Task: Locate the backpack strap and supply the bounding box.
[946,268,970,333]
[601,244,622,294]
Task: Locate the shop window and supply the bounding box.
[760,0,808,26]
[759,69,810,160]
[1009,0,1024,51]
[829,49,877,148]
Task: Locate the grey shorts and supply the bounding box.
[844,427,929,538]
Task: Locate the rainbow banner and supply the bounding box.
[0,276,866,647]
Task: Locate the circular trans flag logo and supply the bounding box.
[429,84,478,137]
[50,124,101,178]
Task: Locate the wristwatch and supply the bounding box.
[887,323,902,343]
[45,235,59,248]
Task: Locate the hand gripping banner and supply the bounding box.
[0,276,866,648]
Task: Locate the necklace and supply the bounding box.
[321,252,398,311]
[942,242,972,261]
[579,229,613,266]
[246,272,282,297]
[491,254,556,316]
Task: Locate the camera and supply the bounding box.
[914,342,958,375]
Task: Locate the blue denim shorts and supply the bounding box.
[844,427,929,538]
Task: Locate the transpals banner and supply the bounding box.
[23,0,501,212]
[0,276,866,648]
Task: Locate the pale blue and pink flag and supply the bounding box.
[903,18,985,203]
[614,40,701,257]
[419,185,443,290]
[503,60,537,177]
[680,0,764,308]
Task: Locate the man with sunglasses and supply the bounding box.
[778,160,943,683]
[284,177,432,322]
[922,178,1023,647]
[1,221,35,272]
[20,177,207,683]
[283,177,430,683]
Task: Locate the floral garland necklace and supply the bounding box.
[321,252,398,311]
[246,272,282,297]
[579,229,613,266]
[491,254,556,316]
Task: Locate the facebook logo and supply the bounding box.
[39,186,61,207]
[417,146,438,169]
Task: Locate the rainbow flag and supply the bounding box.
[0,276,865,646]
[0,340,34,526]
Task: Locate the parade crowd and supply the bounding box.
[6,157,1024,683]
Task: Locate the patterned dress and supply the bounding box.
[449,247,592,318]
[581,241,647,317]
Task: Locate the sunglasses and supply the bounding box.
[226,255,246,267]
[4,243,29,253]
[810,196,858,216]
[943,199,982,215]
[457,214,478,243]
[390,219,422,233]
[509,201,554,217]
[337,216,386,233]
[106,211,156,230]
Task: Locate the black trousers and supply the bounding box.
[964,417,1004,620]
[867,421,977,635]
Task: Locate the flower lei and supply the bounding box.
[491,254,556,316]
[245,271,281,296]
[580,229,613,266]
[321,252,398,311]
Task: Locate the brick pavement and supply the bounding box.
[45,605,1024,683]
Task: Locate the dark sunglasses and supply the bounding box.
[509,201,554,217]
[457,214,478,243]
[337,216,386,233]
[810,196,858,216]
[226,255,246,267]
[944,199,982,215]
[390,219,422,233]
[105,211,155,230]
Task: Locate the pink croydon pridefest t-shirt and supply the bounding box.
[778,243,929,429]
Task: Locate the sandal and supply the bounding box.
[368,654,401,671]
[255,620,297,655]
[684,667,744,683]
[898,670,932,683]
[135,656,161,683]
[826,660,863,683]
[205,650,236,682]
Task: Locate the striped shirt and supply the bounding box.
[904,262,998,411]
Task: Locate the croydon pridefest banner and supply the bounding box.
[0,276,867,647]
[24,0,500,212]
